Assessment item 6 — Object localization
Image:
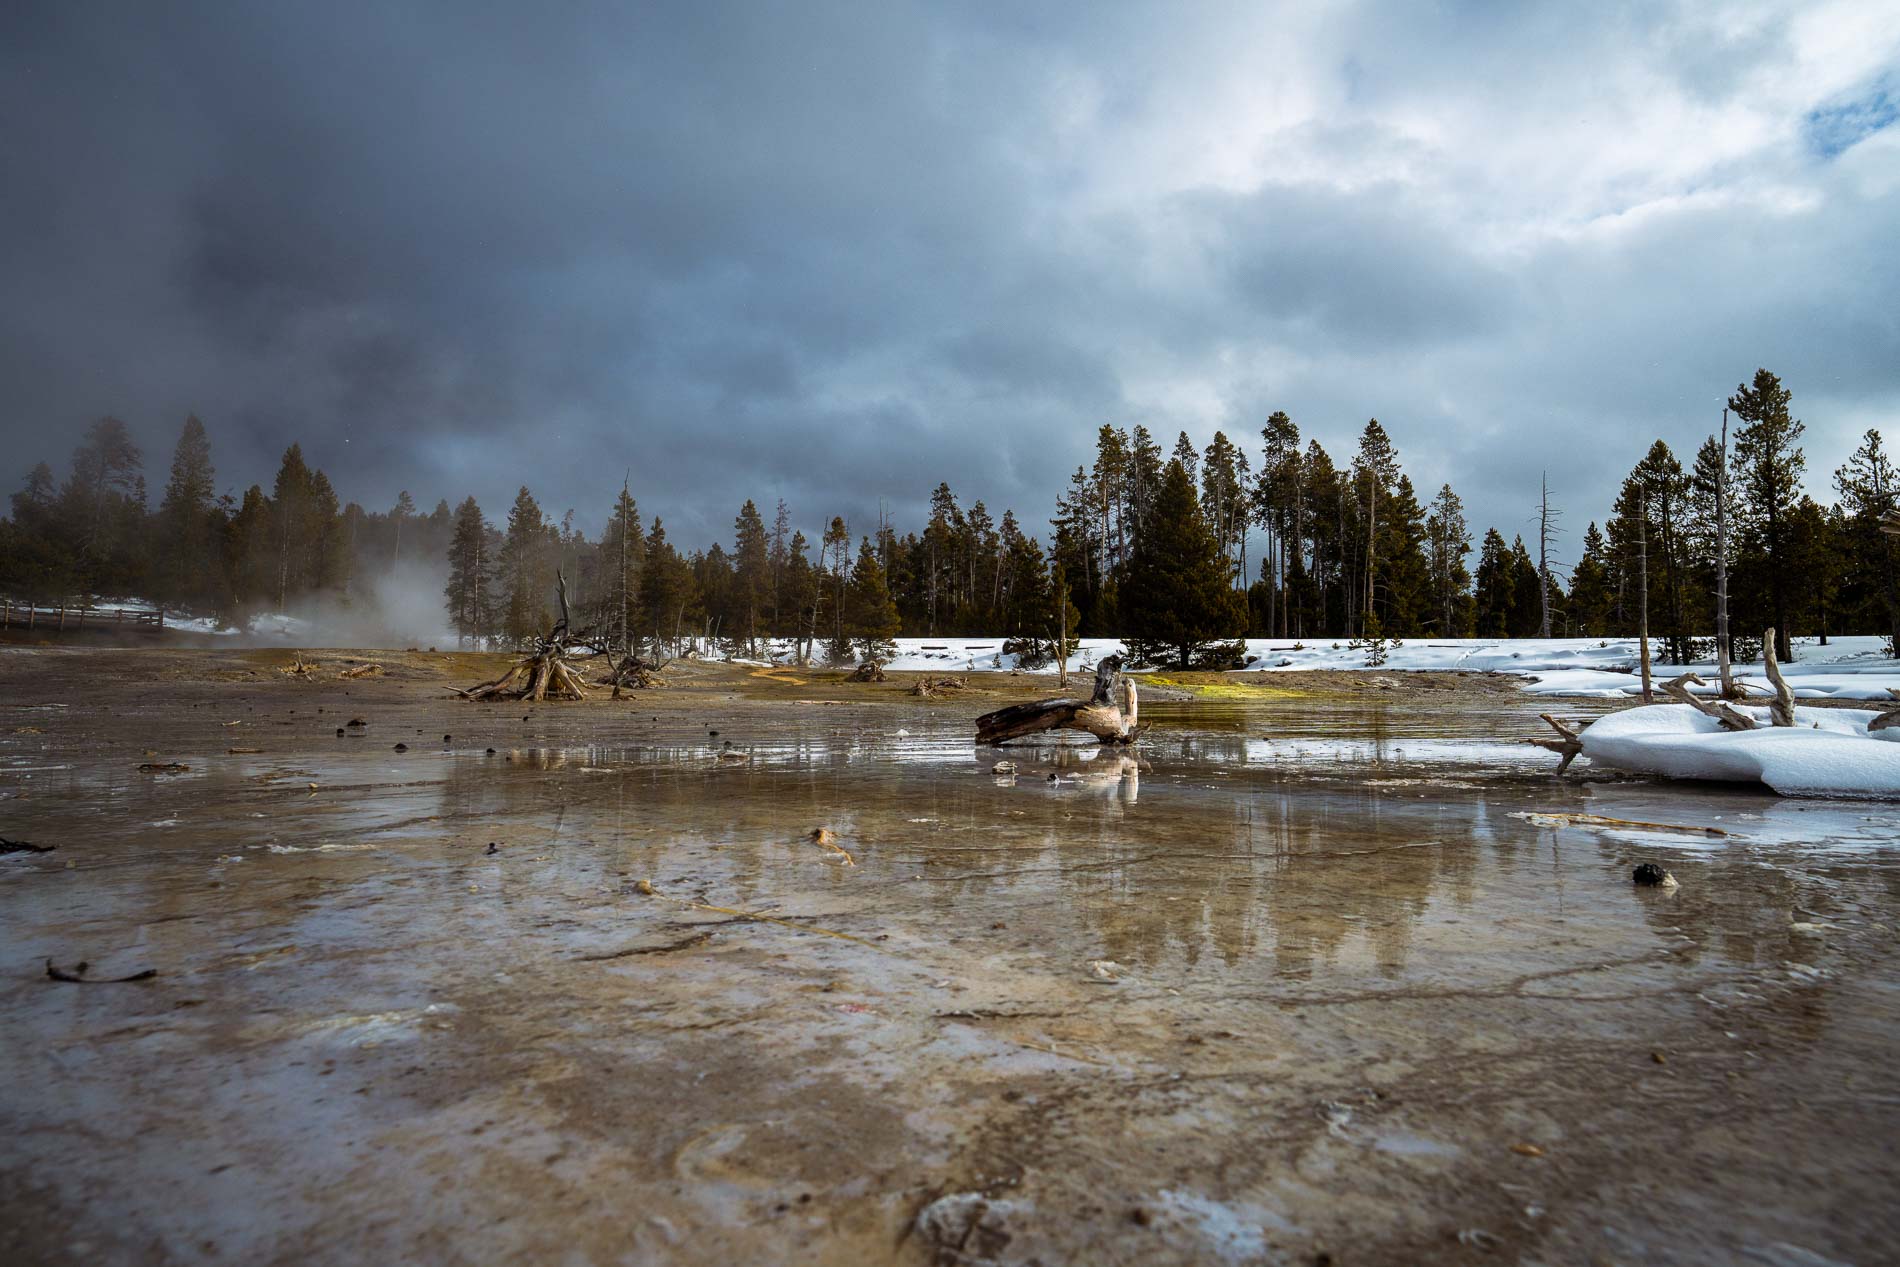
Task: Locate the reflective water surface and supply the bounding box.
[4,685,1899,1265]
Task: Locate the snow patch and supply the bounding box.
[1579,703,1900,799]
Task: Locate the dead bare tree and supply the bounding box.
[1715,408,1738,698]
[976,655,1141,745]
[1637,513,1653,703]
[1537,471,1562,639]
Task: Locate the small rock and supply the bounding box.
[393,743,408,752]
[1632,863,1677,888]
[485,842,499,855]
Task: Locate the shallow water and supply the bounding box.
[4,692,1899,1264]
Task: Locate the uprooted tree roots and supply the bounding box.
[457,647,591,701]
[455,572,591,702]
[598,653,668,695]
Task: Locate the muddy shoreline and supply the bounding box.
[4,648,1898,1265]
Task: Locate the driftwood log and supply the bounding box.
[975,655,1142,746]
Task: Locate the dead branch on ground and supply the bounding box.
[1661,673,1756,731]
[849,660,886,683]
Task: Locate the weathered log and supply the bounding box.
[1661,672,1756,732]
[975,655,1141,745]
[1761,627,1796,727]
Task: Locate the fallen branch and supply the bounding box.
[338,662,383,679]
[975,655,1141,745]
[848,660,887,683]
[909,675,966,697]
[1525,713,1586,773]
[1,836,53,854]
[1660,673,1756,732]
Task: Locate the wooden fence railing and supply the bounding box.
[0,601,165,633]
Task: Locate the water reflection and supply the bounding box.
[4,702,1893,1006]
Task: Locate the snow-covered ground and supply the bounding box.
[1579,702,1900,799]
[791,634,1900,702]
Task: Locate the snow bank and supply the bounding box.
[759,634,1900,702]
[1578,703,1900,799]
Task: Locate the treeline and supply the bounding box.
[2,368,1894,664]
[1,415,456,618]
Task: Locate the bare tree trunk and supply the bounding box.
[1537,472,1554,639]
[1638,515,1653,704]
[1057,581,1069,690]
[1715,409,1737,696]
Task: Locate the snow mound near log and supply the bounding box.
[1579,704,1900,799]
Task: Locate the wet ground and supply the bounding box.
[3,648,1898,1265]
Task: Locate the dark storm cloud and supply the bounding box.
[3,0,1897,559]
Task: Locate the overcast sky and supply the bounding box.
[4,1,1897,561]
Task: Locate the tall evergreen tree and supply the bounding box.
[847,536,902,660]
[444,496,493,643]
[156,416,218,608]
[1120,459,1246,668]
[1472,528,1515,637]
[732,499,769,652]
[499,486,552,642]
[1424,483,1473,635]
[1728,369,1805,659]
[1835,429,1898,656]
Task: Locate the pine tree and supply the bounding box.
[1506,536,1543,637]
[1567,522,1614,635]
[390,490,416,565]
[1424,484,1473,635]
[1729,369,1805,659]
[600,481,644,651]
[444,496,493,643]
[1835,429,1899,656]
[733,499,769,653]
[156,416,217,609]
[57,416,146,595]
[1120,459,1246,668]
[500,486,551,642]
[847,537,902,661]
[1353,419,1400,633]
[1473,529,1515,637]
